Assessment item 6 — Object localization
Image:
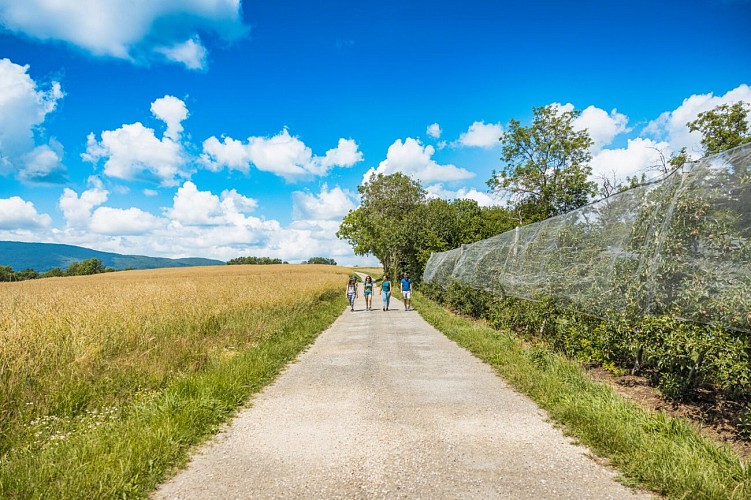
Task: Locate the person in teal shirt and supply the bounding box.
[400,272,413,311]
[380,274,392,311]
[363,275,374,311]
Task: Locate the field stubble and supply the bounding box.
[0,264,349,497]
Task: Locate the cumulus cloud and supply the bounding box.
[0,0,247,70]
[426,123,442,139]
[589,137,671,184]
[83,95,189,186]
[455,121,503,148]
[154,37,208,71]
[58,176,109,228]
[291,184,356,221]
[89,207,165,235]
[574,106,629,151]
[0,58,65,181]
[363,137,474,184]
[425,184,500,207]
[644,84,751,154]
[0,196,52,229]
[165,181,258,226]
[201,130,363,181]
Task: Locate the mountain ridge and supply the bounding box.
[0,241,225,272]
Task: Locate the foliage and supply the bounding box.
[414,291,751,498]
[423,282,751,403]
[487,104,597,223]
[0,258,111,282]
[303,257,337,265]
[688,101,751,156]
[227,256,287,265]
[338,173,515,280]
[0,265,349,497]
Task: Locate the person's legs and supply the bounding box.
[348,293,355,311]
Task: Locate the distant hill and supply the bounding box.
[0,241,224,272]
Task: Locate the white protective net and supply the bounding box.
[423,144,751,332]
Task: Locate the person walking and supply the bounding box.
[400,272,413,311]
[346,276,357,312]
[363,275,374,311]
[380,274,392,311]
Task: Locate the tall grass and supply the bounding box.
[413,291,751,499]
[0,264,350,498]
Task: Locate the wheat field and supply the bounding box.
[0,264,350,497]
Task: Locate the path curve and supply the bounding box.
[155,281,649,499]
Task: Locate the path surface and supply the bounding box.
[155,284,649,499]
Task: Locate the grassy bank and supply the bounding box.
[0,265,349,498]
[413,291,751,499]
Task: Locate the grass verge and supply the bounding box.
[413,291,751,499]
[0,289,345,499]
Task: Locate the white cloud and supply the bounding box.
[426,123,442,139]
[143,189,159,197]
[201,129,363,181]
[425,184,500,207]
[19,142,66,183]
[165,181,258,226]
[364,137,474,184]
[58,177,109,228]
[573,105,629,151]
[291,185,356,221]
[89,207,165,235]
[155,37,208,71]
[589,137,671,184]
[0,0,246,70]
[644,84,751,155]
[150,95,189,140]
[83,95,189,186]
[0,58,64,181]
[0,196,52,229]
[455,121,503,148]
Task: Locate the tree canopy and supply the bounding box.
[338,173,514,280]
[303,257,337,265]
[487,104,597,223]
[687,101,751,156]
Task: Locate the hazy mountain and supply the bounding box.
[0,241,224,272]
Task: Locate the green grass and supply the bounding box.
[413,291,751,499]
[0,290,345,499]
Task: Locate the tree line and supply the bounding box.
[338,101,751,280]
[0,258,114,282]
[226,256,337,265]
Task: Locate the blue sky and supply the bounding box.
[0,0,749,265]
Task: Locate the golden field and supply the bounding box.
[0,264,350,460]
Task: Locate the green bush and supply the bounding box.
[431,281,751,403]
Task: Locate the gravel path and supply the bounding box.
[154,284,650,499]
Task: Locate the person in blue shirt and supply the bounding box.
[400,272,413,311]
[380,274,392,311]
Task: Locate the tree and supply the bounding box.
[487,104,597,223]
[338,173,426,278]
[304,257,337,265]
[688,101,751,156]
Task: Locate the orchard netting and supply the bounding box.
[423,144,751,332]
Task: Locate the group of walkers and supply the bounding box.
[345,273,412,312]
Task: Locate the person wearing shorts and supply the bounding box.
[400,272,413,311]
[363,275,374,311]
[380,274,392,311]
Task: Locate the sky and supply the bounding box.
[0,0,749,265]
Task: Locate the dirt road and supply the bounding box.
[155,285,648,499]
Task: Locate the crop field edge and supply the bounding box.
[0,287,346,499]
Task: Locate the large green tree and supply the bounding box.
[687,101,751,156]
[487,104,597,223]
[337,173,426,278]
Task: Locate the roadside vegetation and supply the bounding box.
[413,291,751,498]
[0,257,116,282]
[0,264,349,498]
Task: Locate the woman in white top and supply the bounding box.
[345,277,358,311]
